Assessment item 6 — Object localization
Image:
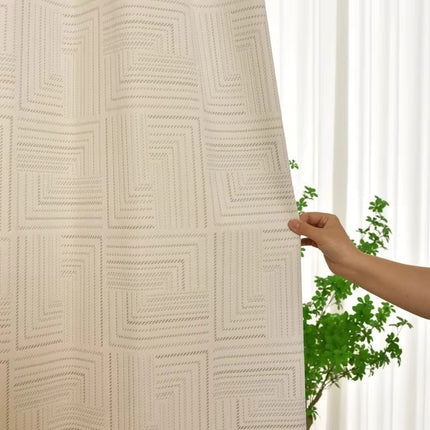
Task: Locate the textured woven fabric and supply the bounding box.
[0,0,305,428]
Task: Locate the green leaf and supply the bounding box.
[289,159,300,170]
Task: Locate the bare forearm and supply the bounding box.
[339,251,430,319]
[288,213,430,318]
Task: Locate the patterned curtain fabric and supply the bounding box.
[0,0,305,428]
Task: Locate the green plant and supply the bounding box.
[289,160,413,430]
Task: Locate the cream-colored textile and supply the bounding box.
[0,0,305,428]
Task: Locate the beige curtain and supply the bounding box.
[0,0,305,428]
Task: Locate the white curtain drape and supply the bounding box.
[266,0,430,429]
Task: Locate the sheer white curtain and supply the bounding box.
[266,0,430,429]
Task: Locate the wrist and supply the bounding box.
[330,246,366,282]
[334,247,368,282]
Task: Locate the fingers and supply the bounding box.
[288,217,324,241]
[301,238,318,248]
[299,212,332,228]
[288,212,340,243]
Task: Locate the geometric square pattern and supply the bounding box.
[105,112,207,229]
[106,233,211,349]
[110,349,209,429]
[213,344,305,430]
[0,1,15,110]
[16,119,103,229]
[13,349,104,429]
[0,116,12,231]
[0,0,305,428]
[0,237,11,356]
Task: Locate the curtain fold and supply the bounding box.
[266,0,430,428]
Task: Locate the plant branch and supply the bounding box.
[292,173,414,426]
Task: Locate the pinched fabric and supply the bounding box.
[0,0,305,428]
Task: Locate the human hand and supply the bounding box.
[288,213,361,276]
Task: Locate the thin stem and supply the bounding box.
[307,367,333,411]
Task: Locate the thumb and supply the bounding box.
[288,218,323,242]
